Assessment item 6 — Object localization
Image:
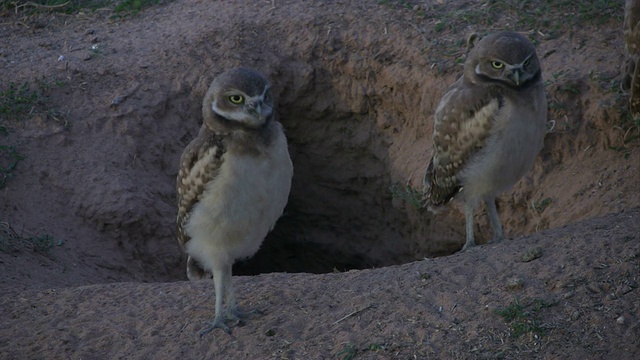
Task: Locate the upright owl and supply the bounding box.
[423,31,547,251]
[176,68,293,335]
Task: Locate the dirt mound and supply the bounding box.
[2,208,638,359]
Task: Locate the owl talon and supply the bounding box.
[199,318,232,337]
[489,236,504,244]
[226,306,261,321]
[461,241,476,251]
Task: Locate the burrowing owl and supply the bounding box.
[423,32,547,251]
[176,68,293,335]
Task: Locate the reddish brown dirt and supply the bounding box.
[1,0,638,358]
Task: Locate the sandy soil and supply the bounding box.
[0,0,638,358]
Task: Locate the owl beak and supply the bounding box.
[509,69,522,86]
[247,101,262,119]
[251,105,261,118]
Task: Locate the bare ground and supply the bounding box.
[1,0,639,358]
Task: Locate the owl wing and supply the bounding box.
[176,126,226,249]
[424,80,503,204]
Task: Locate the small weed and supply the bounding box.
[558,84,580,95]
[1,0,171,16]
[521,247,543,262]
[0,145,24,189]
[0,222,63,253]
[531,298,555,311]
[389,182,426,209]
[26,234,57,252]
[547,99,565,113]
[37,77,66,92]
[505,277,525,290]
[531,197,552,214]
[0,79,70,131]
[615,111,640,157]
[0,0,113,16]
[600,77,640,157]
[337,342,358,360]
[495,298,547,338]
[0,82,42,121]
[114,0,161,15]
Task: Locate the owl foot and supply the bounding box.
[199,316,231,337]
[226,306,262,323]
[461,241,476,251]
[488,235,504,244]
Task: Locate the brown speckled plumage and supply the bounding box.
[175,68,293,335]
[423,32,547,251]
[176,126,226,250]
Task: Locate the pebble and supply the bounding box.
[571,311,580,321]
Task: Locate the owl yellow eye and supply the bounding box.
[491,61,504,69]
[228,95,244,104]
[523,59,531,67]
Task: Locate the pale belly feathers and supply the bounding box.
[185,133,293,270]
[460,93,546,201]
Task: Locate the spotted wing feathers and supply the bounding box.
[176,127,226,249]
[424,83,502,205]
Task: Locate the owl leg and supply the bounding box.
[199,264,232,336]
[484,198,504,243]
[462,202,476,251]
[224,267,261,322]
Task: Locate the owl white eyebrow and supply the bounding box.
[261,84,271,97]
[246,86,270,104]
[519,54,534,66]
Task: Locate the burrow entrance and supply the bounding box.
[230,63,475,276]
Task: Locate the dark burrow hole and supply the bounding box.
[230,116,459,275]
[234,213,373,276]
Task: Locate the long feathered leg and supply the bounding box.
[224,264,261,322]
[462,201,476,250]
[484,197,504,243]
[199,265,231,336]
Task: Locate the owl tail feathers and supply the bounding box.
[186,256,213,281]
[421,160,439,213]
[422,159,457,214]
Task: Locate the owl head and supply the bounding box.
[202,68,273,131]
[464,32,541,88]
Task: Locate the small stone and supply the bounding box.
[616,316,625,325]
[506,277,524,290]
[571,310,580,321]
